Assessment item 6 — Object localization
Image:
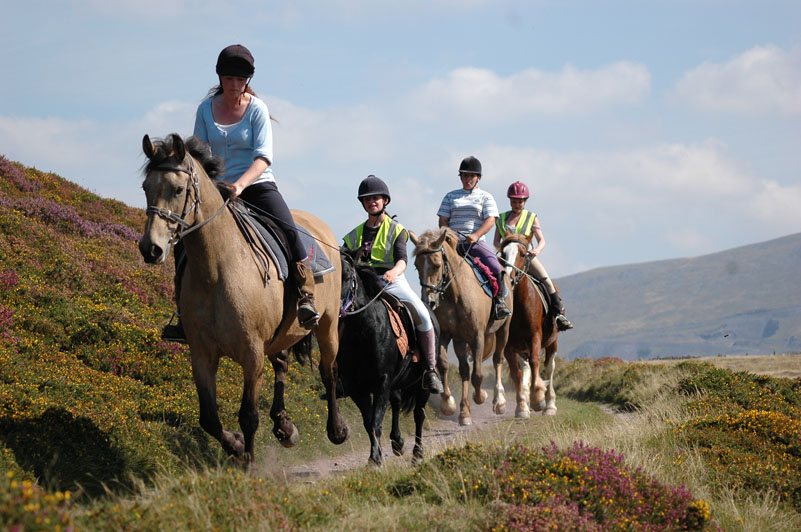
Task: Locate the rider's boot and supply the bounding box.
[294,258,320,330]
[492,271,512,320]
[418,328,444,394]
[549,291,574,331]
[162,253,187,343]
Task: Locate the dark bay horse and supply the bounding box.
[337,249,434,465]
[411,228,523,426]
[138,134,348,465]
[498,233,558,415]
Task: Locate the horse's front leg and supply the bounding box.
[238,348,264,465]
[504,347,529,419]
[530,341,547,412]
[351,392,381,465]
[471,337,488,406]
[454,341,473,426]
[389,389,405,456]
[267,349,299,448]
[368,375,392,466]
[437,333,457,416]
[412,390,428,465]
[488,334,507,415]
[192,355,245,461]
[542,346,558,415]
[318,316,349,444]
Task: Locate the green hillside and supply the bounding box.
[0,155,336,495]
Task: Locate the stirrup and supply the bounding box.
[297,299,319,330]
[423,368,444,394]
[493,300,512,320]
[161,313,187,343]
[555,313,574,331]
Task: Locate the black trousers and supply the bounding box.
[239,181,308,263]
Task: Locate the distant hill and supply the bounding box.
[555,233,801,360]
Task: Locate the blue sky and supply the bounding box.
[2,0,800,276]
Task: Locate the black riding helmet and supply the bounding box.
[216,44,255,78]
[357,175,391,205]
[458,156,482,176]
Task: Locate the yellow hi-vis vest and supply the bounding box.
[495,209,537,240]
[344,216,405,269]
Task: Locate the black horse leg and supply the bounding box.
[368,375,391,466]
[389,389,405,456]
[412,391,427,465]
[238,352,264,464]
[352,392,381,465]
[268,349,299,448]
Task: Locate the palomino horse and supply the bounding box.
[337,249,436,465]
[411,228,523,426]
[498,233,558,416]
[138,134,348,465]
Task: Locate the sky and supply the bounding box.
[2,0,800,277]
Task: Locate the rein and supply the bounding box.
[340,264,388,318]
[418,238,474,295]
[146,157,230,246]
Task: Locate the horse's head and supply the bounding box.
[139,134,224,264]
[499,233,532,282]
[410,227,458,310]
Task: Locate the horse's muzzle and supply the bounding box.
[139,238,166,264]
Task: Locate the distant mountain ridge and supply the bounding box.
[555,232,801,360]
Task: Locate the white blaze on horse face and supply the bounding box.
[503,242,520,277]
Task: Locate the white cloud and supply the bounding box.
[672,44,801,115]
[409,62,651,121]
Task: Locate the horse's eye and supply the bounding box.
[175,186,186,196]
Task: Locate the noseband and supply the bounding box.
[146,156,229,246]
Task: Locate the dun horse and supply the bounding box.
[411,228,524,425]
[498,233,558,415]
[138,134,348,465]
[337,250,435,465]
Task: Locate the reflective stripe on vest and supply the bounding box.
[495,209,537,239]
[344,216,405,269]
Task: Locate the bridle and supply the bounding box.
[145,156,229,247]
[498,239,536,288]
[417,243,466,300]
[339,255,387,318]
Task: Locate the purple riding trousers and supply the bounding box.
[456,239,502,278]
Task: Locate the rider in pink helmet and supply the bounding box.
[494,181,573,331]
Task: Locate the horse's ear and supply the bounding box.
[142,135,157,160]
[169,133,186,161]
[433,227,448,249]
[409,231,419,245]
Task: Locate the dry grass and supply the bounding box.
[645,352,801,379]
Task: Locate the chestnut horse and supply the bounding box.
[411,228,524,426]
[498,233,558,415]
[138,134,348,465]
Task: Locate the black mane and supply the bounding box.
[143,134,225,179]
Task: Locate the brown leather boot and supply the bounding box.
[294,259,319,330]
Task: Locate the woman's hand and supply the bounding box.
[382,270,398,284]
[464,232,479,245]
[223,181,246,198]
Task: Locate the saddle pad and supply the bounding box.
[382,299,409,358]
[463,256,509,299]
[232,202,335,281]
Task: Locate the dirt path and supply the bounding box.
[276,389,527,482]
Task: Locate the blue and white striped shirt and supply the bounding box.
[436,187,499,241]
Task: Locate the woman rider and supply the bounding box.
[343,175,444,393]
[493,181,574,331]
[436,156,511,320]
[162,44,318,342]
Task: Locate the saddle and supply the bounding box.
[230,201,335,281]
[462,255,509,299]
[380,292,419,363]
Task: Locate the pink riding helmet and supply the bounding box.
[507,181,530,199]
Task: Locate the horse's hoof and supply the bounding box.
[440,396,457,416]
[544,407,557,416]
[368,456,383,467]
[531,400,547,412]
[328,422,350,445]
[459,415,473,426]
[412,446,424,466]
[493,402,506,415]
[474,390,488,404]
[280,424,300,448]
[515,407,531,419]
[391,438,405,456]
